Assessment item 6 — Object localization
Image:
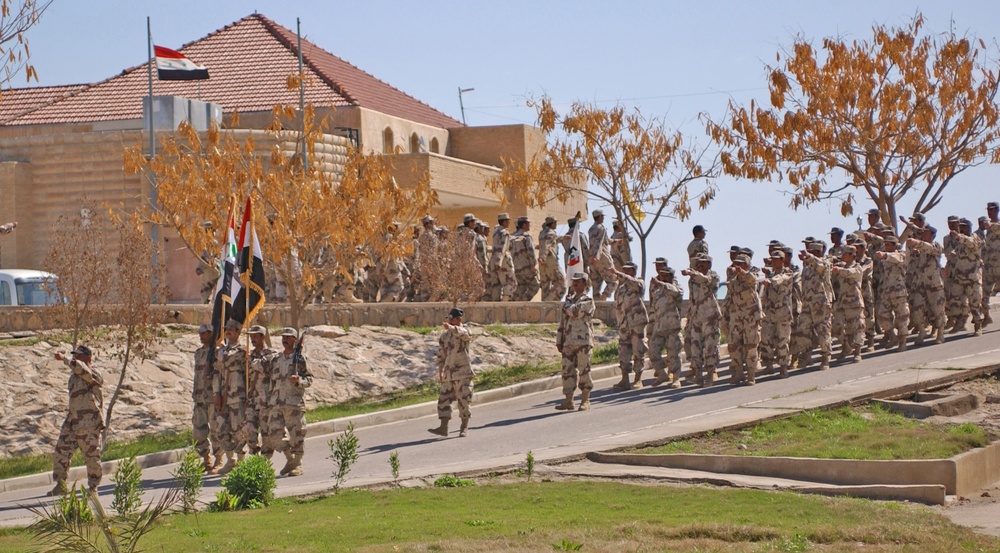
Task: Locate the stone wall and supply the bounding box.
[0,301,632,333]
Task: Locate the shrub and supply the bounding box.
[433,474,476,488]
[389,451,400,483]
[214,455,275,510]
[111,454,143,516]
[172,448,205,513]
[329,423,359,493]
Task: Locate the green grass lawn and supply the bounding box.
[1,481,995,552]
[634,404,992,460]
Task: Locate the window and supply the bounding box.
[382,127,394,154]
[429,137,439,154]
[0,281,9,305]
[410,133,420,153]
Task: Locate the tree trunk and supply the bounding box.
[638,236,648,281]
[102,330,132,450]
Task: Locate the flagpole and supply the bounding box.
[244,196,252,396]
[147,16,160,276]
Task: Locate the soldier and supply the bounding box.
[555,273,596,410]
[193,324,223,473]
[487,213,517,301]
[682,254,722,387]
[588,210,618,300]
[610,220,633,270]
[512,216,540,301]
[791,239,833,369]
[907,226,946,345]
[943,215,964,331]
[48,345,104,496]
[538,216,567,301]
[874,235,910,350]
[853,237,877,351]
[414,215,439,302]
[429,308,475,437]
[610,263,649,390]
[268,328,313,476]
[560,217,590,278]
[474,221,490,298]
[831,247,865,363]
[687,225,709,267]
[215,319,248,475]
[726,254,762,385]
[949,219,985,335]
[245,326,277,457]
[760,250,796,377]
[828,228,846,259]
[981,202,1000,327]
[648,263,684,388]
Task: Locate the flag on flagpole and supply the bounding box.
[565,219,585,289]
[231,196,266,325]
[154,45,209,81]
[211,197,240,342]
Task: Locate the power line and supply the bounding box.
[466,87,767,110]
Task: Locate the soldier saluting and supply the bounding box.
[555,273,596,411]
[429,308,476,437]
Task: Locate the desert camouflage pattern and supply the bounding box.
[53,358,105,490]
[538,226,566,301]
[267,351,313,456]
[761,269,795,370]
[436,324,474,421]
[512,228,540,301]
[245,346,277,455]
[378,256,406,302]
[833,260,865,353]
[981,221,1000,317]
[610,229,632,270]
[686,238,709,268]
[192,345,221,458]
[614,272,648,376]
[686,269,721,378]
[950,232,984,326]
[726,267,762,383]
[487,225,517,301]
[648,276,684,381]
[908,239,946,334]
[791,253,833,361]
[215,342,248,454]
[557,291,595,394]
[877,250,910,343]
[588,222,618,300]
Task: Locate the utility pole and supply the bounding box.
[458,87,474,125]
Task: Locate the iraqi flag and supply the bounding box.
[565,220,585,289]
[211,199,240,343]
[154,45,209,81]
[231,196,266,325]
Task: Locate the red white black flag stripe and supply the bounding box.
[230,197,266,326]
[154,45,209,81]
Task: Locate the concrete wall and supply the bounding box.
[0,301,624,333]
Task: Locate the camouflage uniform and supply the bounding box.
[561,230,590,277]
[538,224,566,301]
[981,220,1000,323]
[589,221,618,300]
[951,232,984,331]
[833,260,865,358]
[614,272,649,380]
[877,250,910,348]
[943,231,965,327]
[908,238,946,343]
[267,350,313,459]
[858,253,876,348]
[557,290,595,394]
[192,345,222,460]
[760,268,795,375]
[512,227,540,301]
[687,239,709,268]
[215,341,248,455]
[378,255,406,302]
[246,345,277,455]
[436,324,475,423]
[791,253,833,367]
[647,275,684,385]
[52,357,104,491]
[474,230,489,286]
[610,228,632,270]
[726,264,762,384]
[488,224,516,301]
[686,267,722,385]
[414,228,439,302]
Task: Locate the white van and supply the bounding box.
[0,270,60,306]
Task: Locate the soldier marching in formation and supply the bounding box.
[512,216,540,301]
[555,273,595,411]
[193,324,224,473]
[268,327,313,476]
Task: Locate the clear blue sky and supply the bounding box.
[17,1,1000,280]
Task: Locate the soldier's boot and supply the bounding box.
[915,327,926,347]
[46,480,68,497]
[555,393,575,411]
[878,331,895,350]
[630,370,644,390]
[975,319,984,336]
[779,364,789,379]
[287,454,304,477]
[947,319,964,334]
[651,367,669,387]
[865,335,875,353]
[201,453,213,473]
[897,332,908,352]
[341,285,363,304]
[280,450,295,476]
[729,365,744,385]
[237,452,246,464]
[984,313,994,327]
[218,452,237,476]
[836,344,848,362]
[428,419,449,437]
[459,419,469,438]
[935,327,945,344]
[704,369,717,388]
[578,390,591,411]
[612,373,631,391]
[853,345,863,363]
[669,370,683,388]
[211,453,225,474]
[683,368,702,387]
[762,360,774,376]
[745,365,757,386]
[820,354,831,371]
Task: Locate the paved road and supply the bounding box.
[2,327,999,526]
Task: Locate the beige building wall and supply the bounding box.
[0,161,32,269]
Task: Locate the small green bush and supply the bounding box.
[172,448,205,513]
[329,423,359,493]
[433,474,476,488]
[58,484,93,524]
[111,454,143,516]
[214,455,275,510]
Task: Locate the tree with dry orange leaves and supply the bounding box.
[0,0,51,89]
[489,97,719,279]
[124,103,436,328]
[705,14,1000,232]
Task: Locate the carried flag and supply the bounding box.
[211,198,240,343]
[154,45,209,81]
[565,213,585,288]
[231,196,266,325]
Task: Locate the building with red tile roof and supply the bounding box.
[0,13,584,301]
